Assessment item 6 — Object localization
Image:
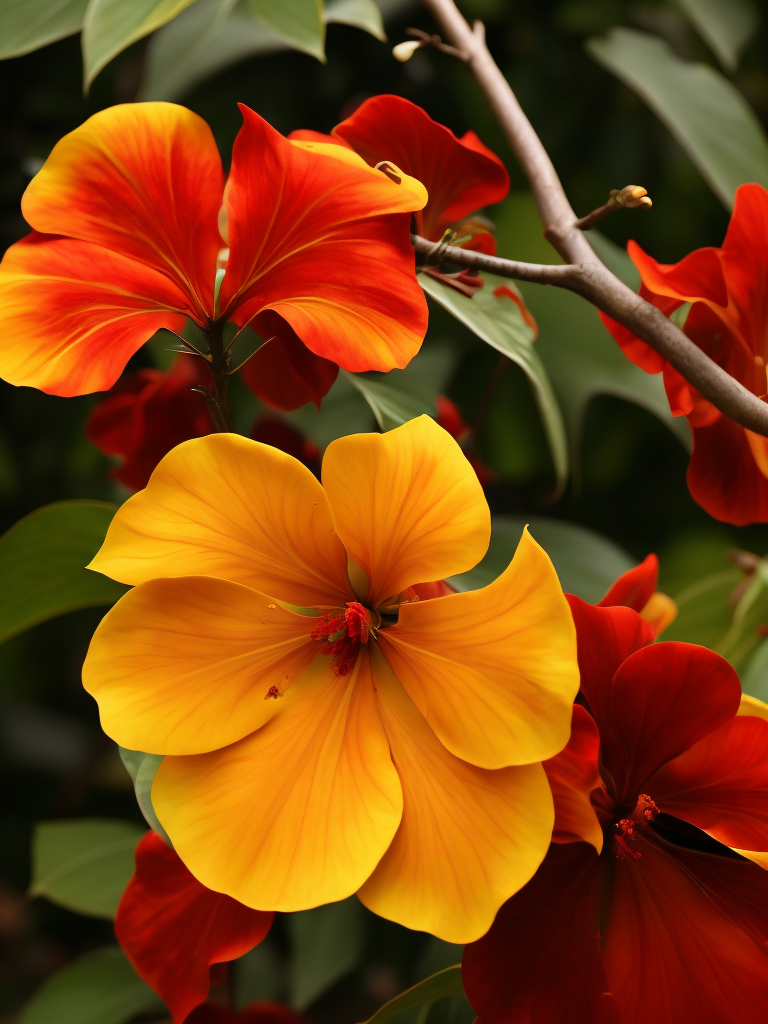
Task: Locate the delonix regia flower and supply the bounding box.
[82,416,579,942]
[0,101,428,409]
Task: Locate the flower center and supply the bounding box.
[611,794,659,860]
[311,602,377,676]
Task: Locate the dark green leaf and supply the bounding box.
[325,0,386,41]
[82,0,199,89]
[0,0,89,59]
[420,272,568,496]
[450,515,634,603]
[661,569,742,649]
[17,946,162,1024]
[587,28,768,208]
[119,748,170,844]
[247,0,325,61]
[345,372,435,432]
[360,967,464,1024]
[139,0,286,101]
[717,562,768,669]
[288,897,365,1010]
[0,501,128,647]
[30,819,144,919]
[674,0,759,71]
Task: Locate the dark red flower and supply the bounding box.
[598,553,677,637]
[115,831,273,1024]
[250,415,320,473]
[435,396,495,485]
[187,1000,311,1024]
[600,183,768,524]
[86,355,212,490]
[463,599,768,1024]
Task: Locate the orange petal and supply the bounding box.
[21,102,223,320]
[89,433,354,608]
[322,416,490,607]
[357,650,553,943]
[379,527,579,768]
[0,234,188,395]
[217,106,428,373]
[738,693,768,722]
[82,576,318,754]
[152,652,402,910]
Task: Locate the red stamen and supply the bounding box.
[635,794,659,821]
[312,602,374,676]
[613,818,642,860]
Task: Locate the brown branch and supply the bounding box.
[420,0,768,439]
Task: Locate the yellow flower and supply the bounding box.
[83,416,579,942]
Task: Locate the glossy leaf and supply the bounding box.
[345,371,435,432]
[288,897,365,1010]
[587,28,768,208]
[420,272,568,496]
[0,501,128,647]
[81,0,200,89]
[361,967,464,1024]
[662,569,742,649]
[247,0,325,61]
[717,561,768,668]
[0,0,89,59]
[325,0,386,41]
[741,637,768,703]
[674,0,759,71]
[16,946,163,1024]
[139,0,285,101]
[30,819,144,919]
[119,748,170,844]
[449,515,634,603]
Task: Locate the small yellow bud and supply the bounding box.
[610,185,652,209]
[393,40,423,62]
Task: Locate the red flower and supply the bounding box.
[86,356,212,491]
[0,102,428,412]
[250,415,320,473]
[115,831,273,1023]
[598,553,677,637]
[434,396,495,485]
[463,599,768,1024]
[599,183,768,524]
[188,1001,311,1024]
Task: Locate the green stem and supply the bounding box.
[203,320,232,432]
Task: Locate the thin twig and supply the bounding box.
[420,0,768,439]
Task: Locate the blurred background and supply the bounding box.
[1,0,767,1020]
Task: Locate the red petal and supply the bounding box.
[333,94,509,239]
[87,357,212,490]
[250,415,320,471]
[648,714,768,853]
[543,705,603,849]
[115,831,273,1024]
[719,184,768,353]
[628,238,728,308]
[598,554,658,612]
[598,308,667,374]
[687,412,768,524]
[435,396,470,441]
[603,835,768,1024]
[566,596,654,716]
[462,842,618,1024]
[596,643,741,806]
[240,313,339,411]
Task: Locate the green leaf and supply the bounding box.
[30,819,144,919]
[740,637,768,702]
[288,897,364,1010]
[247,0,325,61]
[324,0,386,41]
[493,193,690,459]
[661,569,742,649]
[139,0,286,101]
[586,28,768,208]
[717,561,768,669]
[0,0,89,60]
[361,966,464,1024]
[81,0,200,89]
[0,501,128,647]
[674,0,759,71]
[345,371,435,432]
[118,748,170,844]
[16,946,163,1024]
[420,272,568,497]
[450,515,634,603]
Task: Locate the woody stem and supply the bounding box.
[420,0,768,440]
[203,320,232,432]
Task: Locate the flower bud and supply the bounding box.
[393,40,423,62]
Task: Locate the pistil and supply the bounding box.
[312,602,376,676]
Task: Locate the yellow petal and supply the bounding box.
[640,591,677,636]
[737,693,768,722]
[152,651,403,909]
[358,649,553,943]
[322,416,490,607]
[733,849,768,869]
[89,434,353,608]
[82,576,318,754]
[379,528,579,768]
[289,140,428,209]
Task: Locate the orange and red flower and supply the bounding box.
[0,102,428,409]
[600,183,768,524]
[116,830,273,1023]
[598,553,677,637]
[462,598,768,1024]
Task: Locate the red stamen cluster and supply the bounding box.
[612,794,660,860]
[311,602,373,676]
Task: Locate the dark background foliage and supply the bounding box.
[1,0,767,1020]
